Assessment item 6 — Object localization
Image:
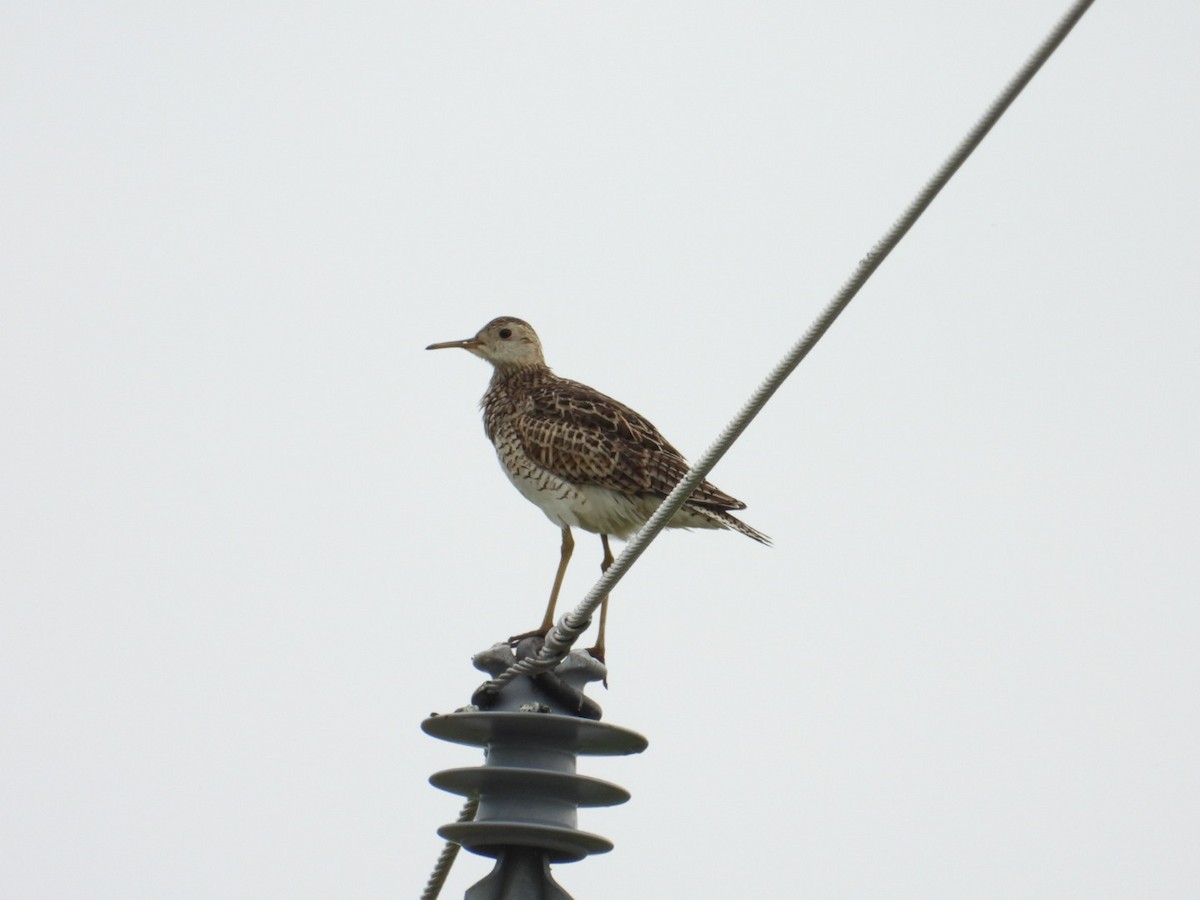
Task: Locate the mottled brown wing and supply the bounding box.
[514,378,746,510]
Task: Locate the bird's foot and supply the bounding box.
[585,644,608,688]
[508,626,550,645]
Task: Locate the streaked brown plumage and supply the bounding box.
[427,316,768,660]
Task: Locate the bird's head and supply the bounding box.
[426,317,546,370]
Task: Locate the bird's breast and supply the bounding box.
[486,424,642,539]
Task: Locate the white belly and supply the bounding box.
[495,451,649,538]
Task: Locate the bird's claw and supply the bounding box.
[508,627,550,645]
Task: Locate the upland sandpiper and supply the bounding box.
[427,316,768,661]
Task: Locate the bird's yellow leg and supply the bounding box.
[587,534,615,664]
[510,526,573,643]
[542,526,575,632]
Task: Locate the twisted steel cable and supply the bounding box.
[423,1,1097,894]
[481,0,1096,695]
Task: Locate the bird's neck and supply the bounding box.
[486,361,553,392]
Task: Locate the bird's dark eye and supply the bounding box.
[498,328,513,339]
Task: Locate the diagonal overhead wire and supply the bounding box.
[424,4,1097,896]
[479,0,1096,695]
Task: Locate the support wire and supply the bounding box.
[419,797,479,900]
[423,1,1096,895]
[481,0,1095,695]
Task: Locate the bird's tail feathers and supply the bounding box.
[690,506,771,545]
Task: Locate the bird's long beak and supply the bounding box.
[425,338,482,351]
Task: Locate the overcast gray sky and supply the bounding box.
[3,2,1198,897]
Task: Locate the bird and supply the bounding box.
[426,316,768,662]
